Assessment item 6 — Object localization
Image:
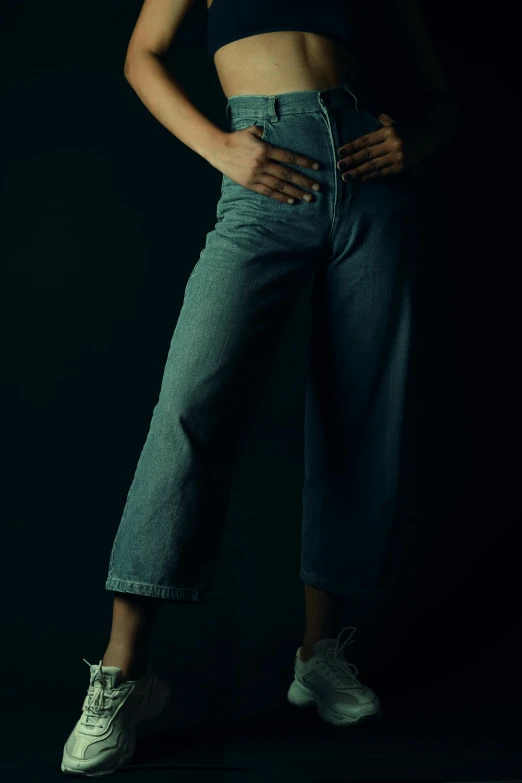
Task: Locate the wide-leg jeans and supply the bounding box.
[105,84,414,604]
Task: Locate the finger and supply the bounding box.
[267,143,321,172]
[343,152,397,180]
[258,173,315,202]
[338,126,389,157]
[377,113,397,126]
[264,162,321,195]
[338,138,389,172]
[251,181,298,204]
[359,163,403,182]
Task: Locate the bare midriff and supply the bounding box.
[207,0,364,98]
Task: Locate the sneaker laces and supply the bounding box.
[80,659,122,727]
[320,626,361,686]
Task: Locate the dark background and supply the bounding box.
[2,1,520,780]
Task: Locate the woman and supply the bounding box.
[62,0,459,776]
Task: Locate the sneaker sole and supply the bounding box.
[287,677,384,727]
[61,674,172,777]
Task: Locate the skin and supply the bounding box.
[208,0,459,187]
[103,2,460,681]
[124,1,459,203]
[208,0,365,98]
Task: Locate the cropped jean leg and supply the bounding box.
[105,174,321,603]
[300,168,413,602]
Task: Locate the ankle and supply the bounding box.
[102,658,148,681]
[121,664,148,682]
[102,646,149,681]
[299,644,316,662]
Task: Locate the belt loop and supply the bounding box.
[267,95,279,124]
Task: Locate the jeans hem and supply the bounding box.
[105,578,211,604]
[299,568,387,601]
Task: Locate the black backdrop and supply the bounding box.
[2,0,521,775]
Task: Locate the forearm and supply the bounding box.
[124,52,226,162]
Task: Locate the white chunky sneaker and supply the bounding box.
[287,626,384,726]
[61,658,172,777]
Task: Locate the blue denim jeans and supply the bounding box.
[105,83,414,604]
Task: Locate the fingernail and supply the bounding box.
[338,149,348,157]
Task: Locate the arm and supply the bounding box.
[383,0,461,153]
[124,0,226,161]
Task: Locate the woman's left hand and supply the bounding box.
[337,112,429,182]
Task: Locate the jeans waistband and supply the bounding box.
[225,82,382,125]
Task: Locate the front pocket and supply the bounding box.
[360,109,385,130]
[229,118,267,141]
[186,248,204,286]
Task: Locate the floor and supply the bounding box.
[5,643,522,783]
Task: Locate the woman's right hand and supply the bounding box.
[209,125,322,204]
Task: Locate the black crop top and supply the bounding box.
[207,0,353,59]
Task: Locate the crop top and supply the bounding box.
[207,0,353,60]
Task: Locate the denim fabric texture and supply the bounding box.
[105,83,414,604]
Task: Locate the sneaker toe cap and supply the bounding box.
[332,684,380,709]
[62,723,127,772]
